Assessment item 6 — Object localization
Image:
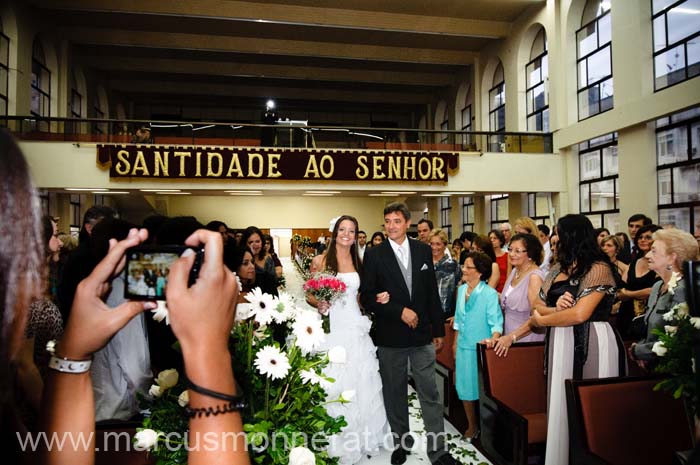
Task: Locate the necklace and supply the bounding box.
[514,263,534,281]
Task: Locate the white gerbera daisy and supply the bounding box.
[254,345,291,380]
[293,312,325,354]
[272,291,296,324]
[691,317,700,330]
[245,288,276,326]
[299,369,318,385]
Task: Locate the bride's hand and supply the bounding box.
[376,291,390,304]
[317,300,331,315]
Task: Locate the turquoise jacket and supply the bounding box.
[453,281,503,350]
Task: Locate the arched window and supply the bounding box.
[70,70,81,119]
[439,105,449,143]
[576,0,613,120]
[526,28,549,131]
[0,19,9,118]
[31,39,51,118]
[460,85,473,148]
[489,62,505,132]
[652,0,700,90]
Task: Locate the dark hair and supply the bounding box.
[488,229,506,248]
[90,218,137,262]
[614,232,632,264]
[383,202,411,221]
[223,244,254,280]
[537,224,551,237]
[417,219,433,229]
[156,216,204,245]
[263,234,276,254]
[142,214,168,244]
[459,231,477,243]
[509,233,544,265]
[79,205,117,243]
[556,214,609,281]
[242,226,266,261]
[0,130,44,418]
[628,214,651,225]
[358,230,366,236]
[633,224,662,251]
[42,215,56,255]
[472,235,497,262]
[370,231,385,245]
[465,251,492,281]
[325,215,362,276]
[594,227,610,239]
[206,220,228,232]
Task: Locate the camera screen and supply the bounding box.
[125,249,181,299]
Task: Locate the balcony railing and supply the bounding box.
[3,116,553,154]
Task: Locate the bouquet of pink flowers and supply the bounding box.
[303,272,347,332]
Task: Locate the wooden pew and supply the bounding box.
[477,342,547,465]
[435,322,467,433]
[566,376,692,465]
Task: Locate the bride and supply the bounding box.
[308,215,389,464]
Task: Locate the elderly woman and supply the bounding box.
[430,229,461,320]
[630,228,699,370]
[513,216,539,236]
[452,252,503,440]
[617,224,662,339]
[496,233,545,347]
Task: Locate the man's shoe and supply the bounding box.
[390,447,409,465]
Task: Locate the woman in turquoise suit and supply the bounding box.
[452,251,503,440]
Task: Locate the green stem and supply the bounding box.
[264,377,270,419]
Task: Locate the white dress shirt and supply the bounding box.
[388,237,410,269]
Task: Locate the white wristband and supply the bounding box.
[48,356,92,374]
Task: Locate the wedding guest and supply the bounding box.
[617,224,662,339]
[488,229,509,291]
[615,232,632,264]
[357,230,368,260]
[497,233,544,346]
[452,252,502,440]
[537,224,552,274]
[594,227,610,246]
[224,246,256,299]
[601,235,629,280]
[451,239,463,262]
[207,220,230,245]
[513,216,539,236]
[627,213,652,259]
[264,234,283,279]
[242,226,278,296]
[499,222,512,245]
[430,229,461,321]
[458,231,477,264]
[417,219,434,244]
[629,228,698,370]
[470,235,501,290]
[370,231,385,247]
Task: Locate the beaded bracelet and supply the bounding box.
[185,400,246,418]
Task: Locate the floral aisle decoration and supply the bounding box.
[652,299,700,421]
[138,289,348,465]
[303,273,347,333]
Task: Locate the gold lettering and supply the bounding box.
[207,152,223,177]
[154,151,169,177]
[132,151,149,176]
[432,156,445,180]
[195,151,202,177]
[319,155,334,178]
[372,155,386,179]
[226,153,243,177]
[355,155,369,179]
[388,156,400,179]
[403,156,416,180]
[418,157,432,180]
[304,155,320,178]
[267,153,282,178]
[115,150,131,175]
[248,153,264,178]
[174,152,191,176]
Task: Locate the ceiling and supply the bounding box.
[29,0,543,120]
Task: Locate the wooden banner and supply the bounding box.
[97,145,459,182]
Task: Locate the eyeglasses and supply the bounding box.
[510,248,527,254]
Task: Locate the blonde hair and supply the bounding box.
[653,228,699,269]
[601,234,622,254]
[513,216,539,236]
[429,228,449,246]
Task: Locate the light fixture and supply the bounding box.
[225,190,262,194]
[421,193,450,197]
[140,189,181,192]
[440,191,475,195]
[305,190,340,194]
[229,192,263,196]
[369,193,398,197]
[380,191,417,195]
[303,193,334,196]
[266,99,275,110]
[95,191,129,194]
[155,192,191,195]
[66,188,108,191]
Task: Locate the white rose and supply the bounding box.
[651,341,668,357]
[148,384,162,398]
[664,325,678,335]
[340,390,355,402]
[676,303,689,319]
[156,368,179,390]
[178,390,189,407]
[328,346,347,364]
[662,310,675,321]
[691,317,700,330]
[289,446,316,465]
[134,429,159,450]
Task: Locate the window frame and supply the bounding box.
[651,0,700,91]
[527,192,552,226]
[0,31,9,119]
[460,196,475,232]
[490,194,510,230]
[31,58,51,118]
[439,196,452,240]
[578,132,619,229]
[526,31,549,132]
[576,9,614,121]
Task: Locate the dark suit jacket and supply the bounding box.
[360,237,445,347]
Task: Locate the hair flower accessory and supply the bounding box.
[329,216,341,232]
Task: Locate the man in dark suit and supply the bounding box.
[360,202,456,465]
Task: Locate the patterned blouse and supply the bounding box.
[434,254,461,318]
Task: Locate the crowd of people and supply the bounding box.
[2,123,699,465]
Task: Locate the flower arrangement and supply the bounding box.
[138,289,349,465]
[652,301,700,419]
[303,273,347,333]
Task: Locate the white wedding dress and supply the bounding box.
[322,272,390,464]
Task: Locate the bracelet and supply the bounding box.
[511,334,517,344]
[48,355,92,374]
[185,376,244,403]
[185,401,245,418]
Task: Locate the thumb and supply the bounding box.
[108,300,156,332]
